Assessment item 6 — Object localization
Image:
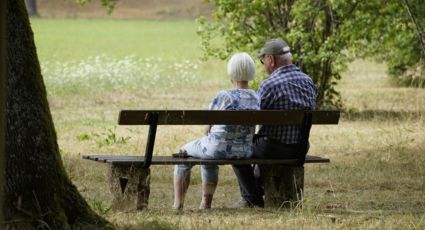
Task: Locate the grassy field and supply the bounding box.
[30,18,425,229]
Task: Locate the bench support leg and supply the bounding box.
[108,164,150,211]
[262,165,304,208]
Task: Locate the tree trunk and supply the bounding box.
[24,0,38,17]
[4,0,112,229]
[1,0,7,228]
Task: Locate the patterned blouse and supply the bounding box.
[201,89,260,159]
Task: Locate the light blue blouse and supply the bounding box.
[200,88,260,159]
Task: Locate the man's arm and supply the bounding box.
[258,83,273,109]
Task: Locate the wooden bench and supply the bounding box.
[83,110,340,210]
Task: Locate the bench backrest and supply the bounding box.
[119,110,340,125]
[118,110,340,168]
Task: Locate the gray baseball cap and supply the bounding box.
[258,38,291,57]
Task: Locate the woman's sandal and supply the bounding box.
[172,149,189,158]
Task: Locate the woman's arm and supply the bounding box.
[206,90,229,136]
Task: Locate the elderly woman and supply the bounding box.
[173,52,260,210]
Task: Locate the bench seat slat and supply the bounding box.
[82,155,329,165]
[119,110,340,125]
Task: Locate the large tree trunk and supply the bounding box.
[4,0,112,229]
[24,0,38,17]
[1,0,7,228]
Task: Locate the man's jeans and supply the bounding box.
[232,135,302,207]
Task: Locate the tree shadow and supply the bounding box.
[343,109,425,121]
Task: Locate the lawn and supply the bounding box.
[31,18,425,229]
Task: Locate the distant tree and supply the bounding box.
[3,0,112,229]
[198,0,425,108]
[78,0,118,13]
[198,0,356,108]
[24,0,38,17]
[350,0,425,87]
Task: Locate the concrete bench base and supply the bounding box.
[108,165,150,211]
[263,165,304,208]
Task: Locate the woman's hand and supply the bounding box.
[204,125,212,135]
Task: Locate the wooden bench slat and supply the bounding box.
[82,155,330,166]
[118,110,340,125]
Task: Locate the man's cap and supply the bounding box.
[258,38,291,57]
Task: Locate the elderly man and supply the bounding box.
[230,38,317,208]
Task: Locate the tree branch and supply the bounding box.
[401,0,425,59]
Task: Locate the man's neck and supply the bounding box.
[270,62,293,75]
[276,60,292,69]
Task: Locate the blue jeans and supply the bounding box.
[174,139,219,183]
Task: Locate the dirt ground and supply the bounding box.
[36,0,213,19]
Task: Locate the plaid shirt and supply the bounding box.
[257,64,317,144]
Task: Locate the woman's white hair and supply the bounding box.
[227,52,256,81]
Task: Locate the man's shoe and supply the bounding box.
[228,198,262,209]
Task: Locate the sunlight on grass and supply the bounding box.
[42,55,202,95]
[339,59,425,111]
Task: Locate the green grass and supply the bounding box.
[31,18,425,229]
[32,18,204,62]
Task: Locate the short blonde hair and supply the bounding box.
[227,52,255,81]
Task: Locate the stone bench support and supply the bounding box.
[107,164,304,210]
[108,164,150,211]
[263,165,304,208]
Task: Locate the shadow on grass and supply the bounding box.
[342,109,425,121]
[132,220,176,230]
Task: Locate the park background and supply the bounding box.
[28,0,425,229]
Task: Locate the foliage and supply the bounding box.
[198,0,353,108]
[198,0,425,108]
[349,0,425,87]
[77,127,131,147]
[77,0,117,13]
[89,198,112,215]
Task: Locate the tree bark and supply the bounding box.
[24,0,38,17]
[1,0,7,228]
[4,0,112,229]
